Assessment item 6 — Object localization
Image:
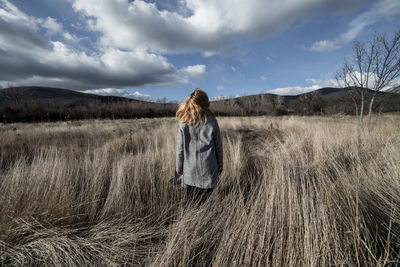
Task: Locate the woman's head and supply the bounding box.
[176,88,215,126]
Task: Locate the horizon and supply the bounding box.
[1,0,399,102]
[0,85,350,103]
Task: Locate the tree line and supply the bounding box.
[0,98,178,123]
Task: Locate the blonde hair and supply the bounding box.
[176,88,215,126]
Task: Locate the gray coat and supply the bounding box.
[176,115,223,189]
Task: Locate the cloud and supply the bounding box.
[260,76,267,81]
[211,95,227,101]
[82,88,125,96]
[180,64,207,80]
[335,70,399,90]
[203,51,216,57]
[41,17,63,35]
[268,77,339,95]
[310,0,400,52]
[304,72,398,92]
[268,85,320,95]
[211,94,242,100]
[216,85,224,90]
[125,91,152,101]
[0,0,376,91]
[310,40,340,52]
[62,32,79,43]
[72,0,370,54]
[0,0,207,90]
[83,88,152,101]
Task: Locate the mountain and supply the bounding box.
[0,86,399,122]
[0,86,143,107]
[0,86,177,122]
[210,87,400,116]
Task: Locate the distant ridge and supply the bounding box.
[0,86,177,122]
[210,86,400,116]
[307,87,341,96]
[0,86,399,122]
[0,86,144,106]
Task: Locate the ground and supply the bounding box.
[0,115,399,266]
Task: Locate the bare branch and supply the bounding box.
[335,28,400,127]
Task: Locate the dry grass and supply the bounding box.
[0,115,399,266]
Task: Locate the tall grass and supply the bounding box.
[1,115,399,266]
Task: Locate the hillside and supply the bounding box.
[1,86,399,122]
[0,86,145,107]
[211,87,400,116]
[0,87,177,122]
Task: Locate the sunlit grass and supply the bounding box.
[1,115,399,266]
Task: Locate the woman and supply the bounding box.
[176,88,223,204]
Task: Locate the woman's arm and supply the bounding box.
[176,125,184,175]
[214,120,223,174]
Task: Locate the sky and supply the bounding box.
[0,0,399,102]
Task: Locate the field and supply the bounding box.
[0,115,399,266]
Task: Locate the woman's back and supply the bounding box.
[176,115,223,188]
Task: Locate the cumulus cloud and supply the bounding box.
[62,32,80,44]
[268,77,339,95]
[211,95,227,101]
[124,91,152,101]
[310,40,340,52]
[268,85,321,95]
[41,17,63,35]
[180,65,207,80]
[310,0,400,52]
[83,88,152,101]
[335,70,399,91]
[211,94,242,101]
[272,73,398,95]
[0,0,378,91]
[0,0,207,90]
[72,0,370,54]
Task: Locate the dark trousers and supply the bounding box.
[186,185,214,205]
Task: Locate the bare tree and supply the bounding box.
[0,87,25,107]
[335,29,400,126]
[299,91,324,115]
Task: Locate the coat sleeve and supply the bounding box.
[176,125,184,173]
[213,120,223,174]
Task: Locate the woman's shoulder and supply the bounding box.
[206,114,218,123]
[205,115,219,128]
